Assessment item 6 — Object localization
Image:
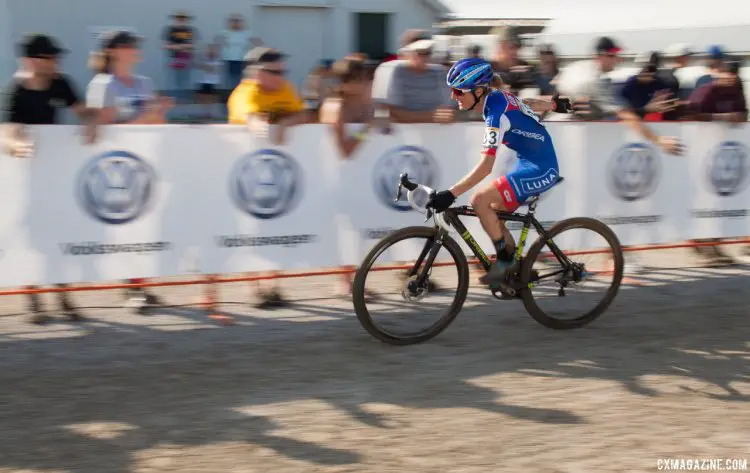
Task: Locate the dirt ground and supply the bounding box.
[0,248,748,473]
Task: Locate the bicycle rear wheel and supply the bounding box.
[352,226,470,345]
[520,217,624,329]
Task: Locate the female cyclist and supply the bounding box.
[426,57,571,287]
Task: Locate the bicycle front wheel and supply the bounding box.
[352,226,470,345]
[520,217,624,329]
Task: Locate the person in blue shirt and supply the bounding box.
[426,57,571,287]
[620,52,679,120]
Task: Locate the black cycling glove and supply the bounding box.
[552,93,572,114]
[427,190,456,213]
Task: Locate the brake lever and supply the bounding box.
[394,173,407,202]
[424,189,436,223]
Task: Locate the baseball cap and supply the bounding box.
[244,46,286,65]
[595,36,622,55]
[708,45,724,60]
[399,29,436,53]
[19,33,67,58]
[664,43,693,58]
[102,30,142,50]
[538,43,556,55]
[489,26,522,47]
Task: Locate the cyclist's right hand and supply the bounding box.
[657,136,684,156]
[551,93,572,113]
[426,190,456,213]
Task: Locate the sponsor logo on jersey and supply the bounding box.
[511,128,545,142]
[502,91,521,112]
[518,168,558,194]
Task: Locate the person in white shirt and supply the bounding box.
[217,14,261,91]
[196,43,222,120]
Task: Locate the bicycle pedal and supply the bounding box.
[490,284,519,300]
[492,290,518,301]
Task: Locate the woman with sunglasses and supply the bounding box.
[426,57,571,289]
[86,30,173,313]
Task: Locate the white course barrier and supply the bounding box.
[0,122,748,287]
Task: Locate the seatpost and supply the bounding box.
[527,196,538,215]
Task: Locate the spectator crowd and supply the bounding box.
[2,13,749,323]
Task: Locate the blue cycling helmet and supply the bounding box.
[446,57,494,90]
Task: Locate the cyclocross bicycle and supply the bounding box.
[352,173,625,345]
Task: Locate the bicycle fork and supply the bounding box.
[406,229,448,291]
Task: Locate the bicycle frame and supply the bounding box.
[407,196,574,287]
[396,173,572,288]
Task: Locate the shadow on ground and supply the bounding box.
[0,265,747,472]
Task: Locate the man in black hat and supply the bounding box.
[2,33,100,324]
[4,34,98,143]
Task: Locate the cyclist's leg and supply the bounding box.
[469,179,518,254]
[478,159,559,284]
[472,175,522,285]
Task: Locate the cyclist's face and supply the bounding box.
[451,87,477,110]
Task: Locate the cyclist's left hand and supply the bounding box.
[426,190,456,213]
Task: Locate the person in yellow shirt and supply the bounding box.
[227,47,315,308]
[228,47,313,144]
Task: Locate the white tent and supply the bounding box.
[532,3,750,58]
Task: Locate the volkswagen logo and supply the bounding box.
[373,145,439,211]
[607,143,661,202]
[76,150,156,225]
[706,141,749,197]
[229,149,302,219]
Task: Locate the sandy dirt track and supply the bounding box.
[0,248,748,473]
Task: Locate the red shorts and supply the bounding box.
[494,176,521,212]
[493,159,560,213]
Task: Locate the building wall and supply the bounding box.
[1,0,441,95]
